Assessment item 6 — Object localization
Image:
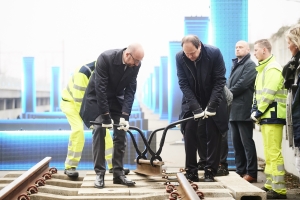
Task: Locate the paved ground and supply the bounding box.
[1,104,300,199]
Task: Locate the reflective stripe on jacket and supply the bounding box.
[61,61,95,113]
[254,55,287,124]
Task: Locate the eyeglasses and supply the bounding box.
[129,53,141,65]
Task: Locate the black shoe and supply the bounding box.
[261,186,270,192]
[94,174,105,189]
[266,190,287,199]
[197,162,205,170]
[113,175,135,186]
[204,168,215,182]
[109,168,130,175]
[64,168,79,178]
[215,164,229,176]
[185,170,199,182]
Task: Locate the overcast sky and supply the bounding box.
[0,0,300,88]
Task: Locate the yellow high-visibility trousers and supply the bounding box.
[60,100,85,169]
[261,124,286,195]
[61,100,113,169]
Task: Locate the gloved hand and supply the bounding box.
[203,107,216,119]
[101,114,114,129]
[251,112,259,123]
[118,114,130,131]
[192,108,205,119]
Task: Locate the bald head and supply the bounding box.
[123,43,144,67]
[235,40,250,60]
[127,43,144,61]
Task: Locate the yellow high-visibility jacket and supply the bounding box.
[252,55,287,125]
[61,61,95,113]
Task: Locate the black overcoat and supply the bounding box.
[176,44,228,133]
[228,53,257,121]
[80,48,140,128]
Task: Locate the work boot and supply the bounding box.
[109,168,130,175]
[64,167,79,178]
[215,164,229,176]
[266,190,287,199]
[261,186,270,192]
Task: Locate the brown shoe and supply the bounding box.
[243,174,257,183]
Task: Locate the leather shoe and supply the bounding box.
[199,168,215,182]
[243,174,257,183]
[113,175,135,186]
[109,168,130,175]
[94,174,105,189]
[185,171,199,182]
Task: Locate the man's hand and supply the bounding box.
[118,114,130,131]
[101,114,113,129]
[192,108,205,119]
[203,107,216,119]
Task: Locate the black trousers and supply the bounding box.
[92,115,126,177]
[198,129,228,167]
[198,105,230,167]
[231,121,257,178]
[184,117,222,175]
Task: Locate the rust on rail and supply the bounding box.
[0,157,57,200]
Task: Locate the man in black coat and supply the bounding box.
[228,40,257,183]
[176,35,228,182]
[80,43,144,188]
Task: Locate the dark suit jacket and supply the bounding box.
[80,48,140,128]
[228,53,257,121]
[176,43,228,133]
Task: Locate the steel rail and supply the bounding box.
[0,157,57,200]
[175,173,201,200]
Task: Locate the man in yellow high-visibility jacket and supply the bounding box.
[252,39,287,199]
[61,61,128,178]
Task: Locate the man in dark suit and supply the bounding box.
[228,40,257,183]
[80,43,144,188]
[176,35,228,182]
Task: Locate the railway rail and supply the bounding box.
[0,157,57,200]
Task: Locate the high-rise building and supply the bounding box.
[210,0,248,78]
[184,16,210,44]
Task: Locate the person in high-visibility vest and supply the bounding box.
[61,61,128,178]
[252,39,287,199]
